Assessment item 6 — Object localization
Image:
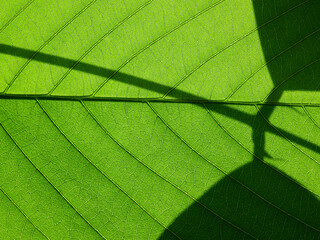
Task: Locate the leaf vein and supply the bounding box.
[226,27,320,101]
[255,105,320,165]
[0,0,34,34]
[47,0,155,95]
[0,116,106,240]
[262,58,320,102]
[203,103,320,233]
[3,0,98,94]
[162,0,313,99]
[35,99,181,240]
[147,102,320,234]
[80,100,256,239]
[0,186,49,239]
[91,0,227,97]
[303,106,320,130]
[147,102,262,238]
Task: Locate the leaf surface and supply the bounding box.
[0,0,320,239]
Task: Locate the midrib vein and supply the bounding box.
[2,96,320,107]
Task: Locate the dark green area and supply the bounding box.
[160,0,320,239]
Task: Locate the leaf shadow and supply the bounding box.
[1,0,320,238]
[161,0,320,239]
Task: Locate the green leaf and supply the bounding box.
[0,0,320,239]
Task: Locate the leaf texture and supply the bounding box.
[0,0,320,239]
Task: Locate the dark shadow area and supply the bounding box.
[0,45,318,152]
[251,0,320,159]
[159,160,320,239]
[157,104,320,240]
[1,1,320,238]
[161,0,320,239]
[0,44,187,98]
[253,0,320,93]
[0,44,318,152]
[0,44,223,100]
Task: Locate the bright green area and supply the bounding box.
[0,0,320,239]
